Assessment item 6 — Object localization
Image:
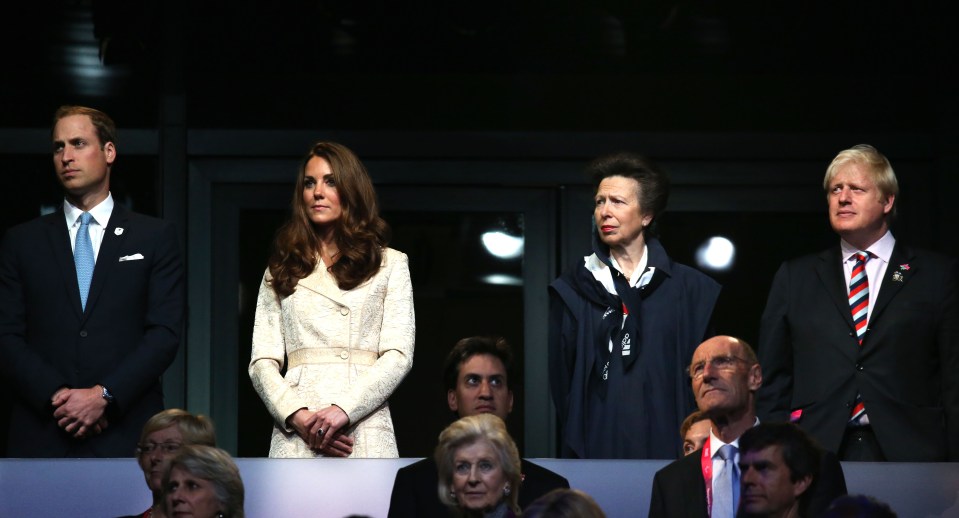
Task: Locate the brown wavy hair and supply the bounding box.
[268,141,390,296]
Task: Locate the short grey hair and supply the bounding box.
[162,445,244,518]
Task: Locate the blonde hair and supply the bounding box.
[435,414,521,515]
[823,144,899,219]
[138,408,216,452]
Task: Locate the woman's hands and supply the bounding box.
[288,407,354,457]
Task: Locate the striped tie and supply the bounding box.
[849,252,869,344]
[849,252,868,423]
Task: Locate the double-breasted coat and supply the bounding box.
[249,247,415,458]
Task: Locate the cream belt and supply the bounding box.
[287,348,379,368]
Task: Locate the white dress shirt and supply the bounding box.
[840,230,895,319]
[64,193,115,262]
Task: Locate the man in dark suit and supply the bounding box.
[738,423,823,518]
[756,144,958,462]
[648,336,845,518]
[388,336,569,517]
[0,106,184,457]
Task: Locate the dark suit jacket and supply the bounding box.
[0,204,184,457]
[387,456,570,517]
[648,448,847,517]
[757,243,959,461]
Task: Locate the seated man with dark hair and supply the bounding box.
[739,422,823,518]
[388,336,569,517]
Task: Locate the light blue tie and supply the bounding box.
[713,444,740,518]
[74,212,95,310]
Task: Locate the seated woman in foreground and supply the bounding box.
[524,488,606,518]
[161,445,244,518]
[436,414,522,518]
[121,408,216,518]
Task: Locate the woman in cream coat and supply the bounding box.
[249,141,414,458]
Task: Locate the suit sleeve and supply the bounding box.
[756,261,794,423]
[547,285,576,435]
[938,258,959,460]
[807,451,847,516]
[335,250,415,424]
[387,465,417,518]
[100,221,184,414]
[647,471,667,518]
[249,270,304,429]
[0,228,69,412]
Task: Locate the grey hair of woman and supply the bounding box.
[435,413,522,515]
[524,488,606,518]
[162,445,245,518]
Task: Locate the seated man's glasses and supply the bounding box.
[135,442,182,456]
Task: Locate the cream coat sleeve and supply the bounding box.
[334,249,415,424]
[248,271,306,430]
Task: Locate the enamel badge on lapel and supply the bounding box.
[115,227,124,236]
[892,264,909,283]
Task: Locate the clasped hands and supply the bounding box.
[51,386,109,439]
[288,406,354,457]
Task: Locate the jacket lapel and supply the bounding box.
[869,242,913,323]
[815,246,855,330]
[82,204,129,320]
[44,211,84,318]
[295,260,345,305]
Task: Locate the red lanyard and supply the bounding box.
[701,436,714,516]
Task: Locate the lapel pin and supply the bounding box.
[892,271,904,283]
[899,264,910,271]
[114,227,124,236]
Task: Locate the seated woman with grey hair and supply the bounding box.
[435,414,522,518]
[523,488,606,518]
[121,409,217,518]
[161,445,245,518]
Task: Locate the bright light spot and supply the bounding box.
[695,236,735,272]
[481,231,524,260]
[480,274,524,286]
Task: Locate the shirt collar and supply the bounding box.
[584,246,654,288]
[840,230,896,264]
[63,193,115,227]
[708,416,760,457]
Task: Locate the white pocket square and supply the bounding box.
[119,253,144,262]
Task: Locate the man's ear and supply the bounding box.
[103,142,116,166]
[748,363,763,392]
[881,193,895,215]
[793,474,813,498]
[447,390,459,413]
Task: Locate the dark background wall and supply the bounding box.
[1,1,956,458]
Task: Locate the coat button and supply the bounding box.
[340,307,349,316]
[856,364,864,371]
[340,350,349,360]
[79,330,88,337]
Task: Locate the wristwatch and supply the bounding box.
[100,385,115,405]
